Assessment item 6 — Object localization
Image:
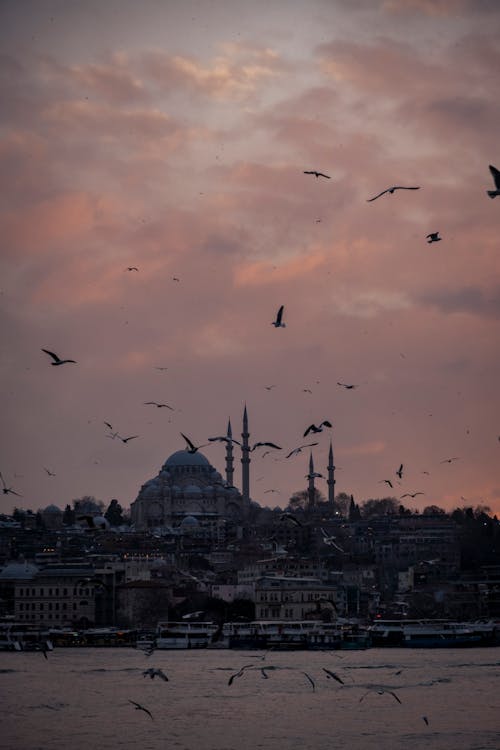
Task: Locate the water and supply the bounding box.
[1,647,499,750]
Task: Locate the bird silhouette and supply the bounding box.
[379,479,393,488]
[144,401,174,409]
[337,382,358,389]
[208,436,242,446]
[41,349,76,366]
[396,464,404,479]
[487,164,500,198]
[228,664,254,686]
[302,672,316,691]
[0,472,22,496]
[126,267,139,271]
[43,467,56,477]
[360,688,402,704]
[181,433,207,453]
[322,668,344,684]
[115,434,139,444]
[401,492,424,498]
[440,457,460,464]
[272,305,286,328]
[265,385,276,390]
[128,700,153,720]
[367,186,420,202]
[143,668,168,681]
[306,472,324,480]
[303,420,332,437]
[426,232,441,243]
[286,443,319,458]
[304,170,330,179]
[250,441,281,452]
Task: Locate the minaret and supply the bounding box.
[225,418,234,486]
[327,439,336,504]
[307,452,316,510]
[241,404,250,503]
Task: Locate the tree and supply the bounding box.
[360,497,399,518]
[62,504,76,526]
[287,488,325,512]
[422,505,446,516]
[73,496,104,514]
[104,499,124,526]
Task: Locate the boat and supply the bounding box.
[368,618,495,648]
[222,620,344,650]
[155,621,219,649]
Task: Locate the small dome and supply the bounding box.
[163,450,210,468]
[44,504,62,514]
[180,515,199,527]
[93,516,110,530]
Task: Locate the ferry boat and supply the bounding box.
[155,621,219,649]
[369,619,496,648]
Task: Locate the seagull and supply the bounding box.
[43,468,56,477]
[286,443,319,458]
[264,489,280,494]
[104,422,114,431]
[154,367,168,371]
[322,668,344,685]
[250,441,281,452]
[301,672,316,691]
[272,305,286,328]
[117,435,139,444]
[41,349,76,366]
[304,170,330,179]
[143,668,168,681]
[128,700,153,720]
[302,388,312,394]
[172,277,180,282]
[359,688,402,704]
[181,433,207,454]
[401,492,424,498]
[306,471,324,480]
[208,436,242,446]
[279,512,303,527]
[487,164,500,198]
[126,267,139,271]
[422,716,430,726]
[303,420,332,437]
[440,456,460,464]
[396,464,404,479]
[228,664,254,686]
[426,232,442,243]
[337,382,358,389]
[0,472,22,496]
[144,401,174,409]
[379,479,393,488]
[367,186,420,202]
[265,385,276,390]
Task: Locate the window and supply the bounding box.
[40,603,44,611]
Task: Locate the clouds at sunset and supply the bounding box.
[0,0,498,516]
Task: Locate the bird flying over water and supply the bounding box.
[360,688,402,704]
[304,170,330,179]
[302,672,316,691]
[272,305,286,328]
[41,349,76,366]
[322,668,344,684]
[303,420,332,437]
[487,164,500,198]
[128,700,153,720]
[367,185,420,202]
[426,232,441,243]
[143,668,168,681]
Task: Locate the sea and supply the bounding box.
[0,646,499,750]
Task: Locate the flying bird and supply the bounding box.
[104,422,114,431]
[303,420,332,437]
[144,401,174,409]
[265,385,276,390]
[337,382,358,389]
[180,433,207,454]
[440,457,460,464]
[322,668,344,685]
[0,472,22,497]
[301,672,316,691]
[41,349,76,366]
[117,435,139,444]
[279,512,303,527]
[272,305,286,328]
[154,367,168,371]
[286,443,319,458]
[487,164,500,198]
[228,664,254,686]
[379,479,393,488]
[143,668,168,681]
[128,700,153,720]
[396,464,404,479]
[250,441,281,452]
[43,468,56,477]
[208,436,242,446]
[400,492,424,498]
[360,688,402,704]
[304,170,330,179]
[426,232,442,243]
[126,267,139,271]
[306,472,324,480]
[366,185,420,202]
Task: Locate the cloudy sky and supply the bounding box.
[1,0,499,517]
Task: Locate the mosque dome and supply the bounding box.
[180,515,199,528]
[43,504,62,514]
[163,450,210,468]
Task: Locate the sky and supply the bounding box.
[1,0,499,517]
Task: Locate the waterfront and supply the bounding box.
[1,647,499,750]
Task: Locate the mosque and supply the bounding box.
[130,406,336,531]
